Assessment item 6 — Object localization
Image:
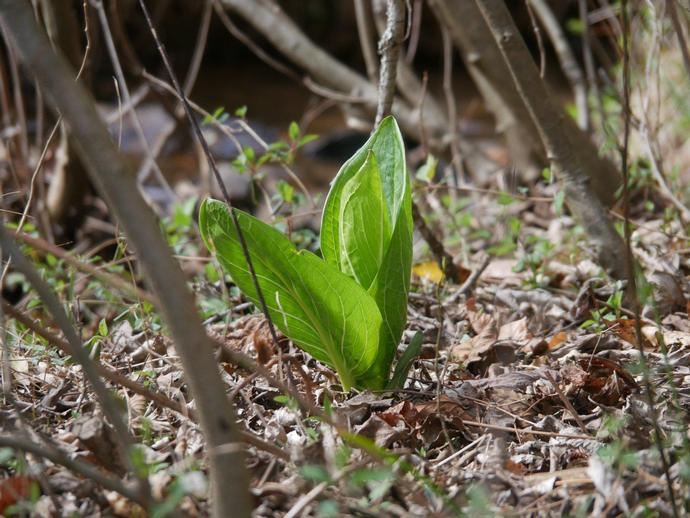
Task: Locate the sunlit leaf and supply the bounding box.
[199,199,382,390]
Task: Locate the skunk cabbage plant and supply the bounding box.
[199,116,413,390]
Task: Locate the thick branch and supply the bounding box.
[430,0,620,206]
[0,2,252,517]
[473,0,629,280]
[528,0,588,131]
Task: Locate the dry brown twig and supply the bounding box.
[2,301,289,461]
[0,227,150,503]
[374,0,406,126]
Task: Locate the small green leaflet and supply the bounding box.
[386,331,423,390]
[199,199,382,390]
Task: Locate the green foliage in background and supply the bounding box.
[199,116,413,390]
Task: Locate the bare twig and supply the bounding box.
[405,0,422,63]
[136,0,283,366]
[2,301,289,462]
[579,0,604,133]
[620,3,678,515]
[441,26,463,185]
[0,227,147,500]
[354,0,379,83]
[543,370,588,434]
[141,70,316,207]
[460,419,593,440]
[0,433,143,503]
[91,0,175,197]
[183,0,212,96]
[375,0,406,126]
[219,0,448,148]
[524,0,546,78]
[12,231,154,303]
[411,201,462,282]
[445,255,490,303]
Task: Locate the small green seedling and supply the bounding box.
[199,116,413,390]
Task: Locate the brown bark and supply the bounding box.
[429,0,621,207]
[0,2,252,516]
[473,0,629,280]
[375,0,406,126]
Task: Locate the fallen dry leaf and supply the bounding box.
[412,260,444,284]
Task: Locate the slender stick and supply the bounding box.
[354,0,379,83]
[12,231,154,303]
[0,227,147,501]
[3,301,290,461]
[91,0,175,195]
[375,0,406,126]
[620,3,678,515]
[0,434,143,503]
[136,0,283,358]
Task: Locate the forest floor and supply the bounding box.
[2,151,690,517]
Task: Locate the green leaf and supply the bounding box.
[339,151,391,290]
[199,199,382,390]
[415,154,437,183]
[321,116,407,266]
[320,116,412,388]
[386,331,423,390]
[299,464,331,483]
[288,121,300,141]
[359,193,412,388]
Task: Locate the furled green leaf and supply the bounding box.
[199,198,382,390]
[386,331,423,390]
[321,116,407,268]
[357,191,412,388]
[339,151,391,290]
[321,116,412,388]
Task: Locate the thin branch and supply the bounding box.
[0,433,143,503]
[219,0,448,148]
[445,255,490,303]
[411,202,462,282]
[90,0,175,197]
[182,0,212,96]
[2,301,289,462]
[441,26,463,185]
[12,231,155,303]
[375,0,406,126]
[354,0,379,83]
[136,0,284,368]
[620,2,679,515]
[0,227,145,498]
